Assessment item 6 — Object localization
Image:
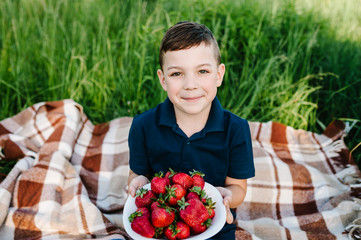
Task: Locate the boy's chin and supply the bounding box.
[177,105,211,116]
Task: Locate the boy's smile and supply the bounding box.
[157,43,225,122]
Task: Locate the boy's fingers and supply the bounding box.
[128,175,150,197]
[223,195,232,204]
[128,185,136,197]
[224,200,234,224]
[134,176,150,187]
[226,207,234,224]
[216,186,232,199]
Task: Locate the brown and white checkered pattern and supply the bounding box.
[237,121,361,240]
[0,100,130,239]
[0,100,359,239]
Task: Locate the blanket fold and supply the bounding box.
[0,99,360,240]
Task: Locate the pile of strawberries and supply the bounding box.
[128,169,216,239]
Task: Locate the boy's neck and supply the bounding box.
[174,106,211,138]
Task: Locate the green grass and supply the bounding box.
[1,0,360,173]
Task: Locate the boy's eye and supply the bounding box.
[170,72,181,77]
[199,70,209,74]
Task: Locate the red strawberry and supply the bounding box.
[164,224,178,240]
[209,208,215,219]
[164,221,190,240]
[203,196,216,219]
[151,200,160,211]
[186,191,199,201]
[174,221,190,239]
[151,202,176,228]
[151,195,167,211]
[191,219,212,235]
[191,223,206,235]
[172,172,194,190]
[164,168,176,185]
[151,201,161,211]
[187,186,206,200]
[178,197,209,227]
[166,184,186,205]
[164,176,171,186]
[190,170,205,189]
[136,207,151,218]
[135,188,156,208]
[151,171,168,195]
[128,209,155,238]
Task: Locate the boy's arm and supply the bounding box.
[128,169,150,197]
[224,176,247,208]
[216,176,247,224]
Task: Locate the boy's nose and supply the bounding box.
[183,74,197,90]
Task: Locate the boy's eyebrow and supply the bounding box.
[166,63,212,71]
[166,66,181,71]
[197,63,212,68]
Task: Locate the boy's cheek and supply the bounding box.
[160,83,168,91]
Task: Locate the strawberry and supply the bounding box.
[164,175,171,186]
[186,191,199,201]
[151,171,168,195]
[190,170,205,189]
[187,186,206,200]
[174,221,190,239]
[151,200,161,211]
[164,224,178,240]
[164,168,176,185]
[135,187,156,208]
[178,197,209,227]
[164,221,190,240]
[151,202,176,228]
[136,207,151,218]
[190,219,212,235]
[128,209,155,238]
[151,195,167,211]
[165,184,186,205]
[203,196,216,219]
[172,172,194,190]
[208,208,215,219]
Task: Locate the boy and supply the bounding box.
[127,21,255,239]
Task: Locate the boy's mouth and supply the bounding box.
[182,96,202,102]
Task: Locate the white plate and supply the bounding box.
[123,182,227,240]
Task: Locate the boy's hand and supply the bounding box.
[216,186,234,224]
[128,175,149,197]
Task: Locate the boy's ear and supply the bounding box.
[216,63,225,87]
[157,69,167,91]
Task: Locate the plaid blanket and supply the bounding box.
[0,100,360,240]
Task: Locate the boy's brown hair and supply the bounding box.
[159,21,221,69]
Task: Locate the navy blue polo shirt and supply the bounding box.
[128,97,255,187]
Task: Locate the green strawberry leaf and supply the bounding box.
[167,168,177,178]
[177,197,190,210]
[154,171,164,178]
[190,169,205,177]
[128,211,142,222]
[136,187,148,198]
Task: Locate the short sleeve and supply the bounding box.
[228,119,255,179]
[128,116,151,175]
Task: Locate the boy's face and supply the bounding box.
[157,43,225,118]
